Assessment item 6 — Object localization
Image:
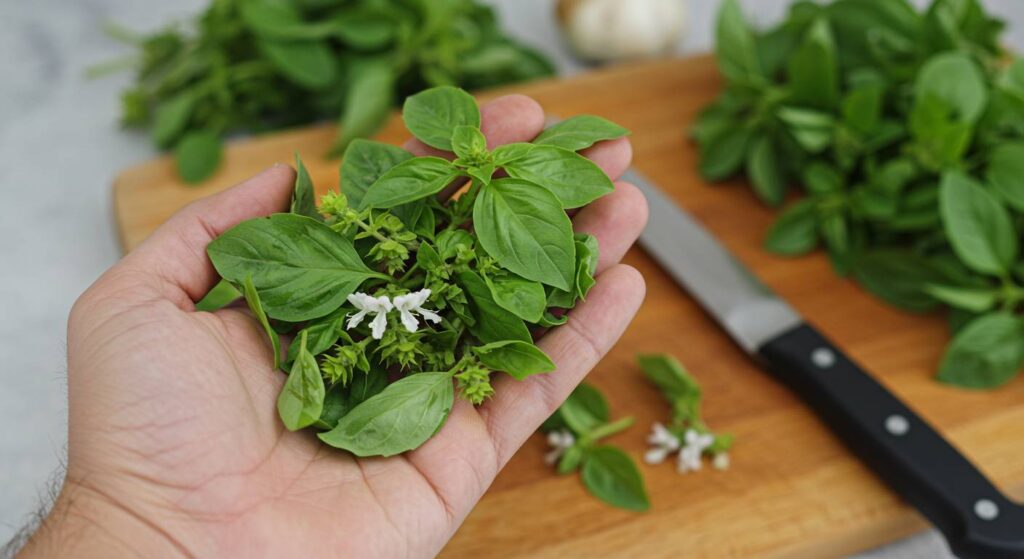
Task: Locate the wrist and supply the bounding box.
[17,473,190,558]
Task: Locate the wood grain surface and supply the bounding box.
[112,55,1024,558]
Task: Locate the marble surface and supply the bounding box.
[1,1,1020,557]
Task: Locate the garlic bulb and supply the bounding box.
[557,0,688,64]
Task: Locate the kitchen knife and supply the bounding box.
[626,167,1024,559]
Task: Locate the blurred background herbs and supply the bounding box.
[94,0,555,183]
[695,0,1024,389]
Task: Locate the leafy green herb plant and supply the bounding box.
[697,0,1024,388]
[540,383,650,512]
[205,86,628,457]
[638,355,733,473]
[96,0,554,183]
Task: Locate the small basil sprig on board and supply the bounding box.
[95,0,555,184]
[698,0,1024,388]
[638,355,733,473]
[540,384,650,512]
[203,86,628,457]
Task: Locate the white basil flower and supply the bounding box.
[677,444,703,474]
[644,422,681,465]
[346,292,393,340]
[544,429,575,465]
[392,288,443,333]
[712,452,730,471]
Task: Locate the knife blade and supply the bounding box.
[625,167,1024,559]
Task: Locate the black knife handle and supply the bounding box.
[758,323,1024,559]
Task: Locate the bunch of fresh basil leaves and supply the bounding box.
[204,86,628,457]
[541,383,650,512]
[697,0,1024,389]
[99,0,554,183]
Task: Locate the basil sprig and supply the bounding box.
[699,0,1024,388]
[97,0,555,183]
[540,384,651,512]
[203,86,627,456]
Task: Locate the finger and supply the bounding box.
[478,264,647,467]
[119,164,296,307]
[572,181,649,274]
[579,136,632,183]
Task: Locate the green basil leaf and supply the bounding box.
[175,130,222,184]
[501,145,614,208]
[787,18,839,110]
[451,125,487,160]
[436,229,474,260]
[195,279,241,312]
[746,133,786,206]
[532,115,630,151]
[915,52,987,125]
[361,157,460,209]
[318,371,455,457]
[803,161,843,195]
[278,331,326,431]
[458,271,531,344]
[474,178,575,291]
[638,354,701,420]
[242,276,282,370]
[574,233,599,299]
[909,95,972,170]
[536,311,568,327]
[851,251,949,312]
[317,368,388,430]
[340,139,413,210]
[715,0,762,83]
[985,142,1024,212]
[208,214,385,322]
[284,310,345,368]
[484,274,546,322]
[491,142,534,166]
[334,58,395,153]
[473,340,555,380]
[258,38,336,90]
[699,124,753,181]
[557,445,584,475]
[777,107,835,153]
[581,446,650,512]
[939,171,1017,276]
[764,199,818,256]
[402,86,480,151]
[152,91,196,148]
[331,7,395,49]
[938,313,1024,389]
[922,285,998,312]
[557,383,610,434]
[290,153,322,221]
[841,83,884,137]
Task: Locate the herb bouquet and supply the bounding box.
[696,0,1024,388]
[206,86,629,456]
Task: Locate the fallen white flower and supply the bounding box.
[713,452,730,471]
[545,429,575,465]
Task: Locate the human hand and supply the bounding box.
[19,95,648,558]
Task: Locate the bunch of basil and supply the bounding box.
[696,0,1024,389]
[103,0,554,183]
[205,86,629,456]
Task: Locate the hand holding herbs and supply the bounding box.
[46,93,645,557]
[96,0,554,183]
[207,86,631,456]
[698,0,1024,388]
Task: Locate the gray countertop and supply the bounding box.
[1,1,1020,556]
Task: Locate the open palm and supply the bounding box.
[33,95,648,558]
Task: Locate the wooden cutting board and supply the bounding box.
[112,55,1024,558]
